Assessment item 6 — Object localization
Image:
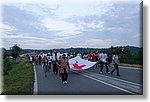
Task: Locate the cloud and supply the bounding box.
[2,34,66,49]
[3,5,42,34]
[77,19,105,30]
[83,38,115,48]
[1,1,141,49]
[2,0,142,5]
[2,5,59,38]
[131,33,140,39]
[41,18,81,37]
[14,3,58,18]
[0,23,16,33]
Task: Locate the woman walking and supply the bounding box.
[60,54,70,84]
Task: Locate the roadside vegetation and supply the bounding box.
[2,57,34,95]
[2,44,34,95]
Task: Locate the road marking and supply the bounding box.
[72,70,142,94]
[83,72,142,94]
[33,63,38,95]
[77,73,137,95]
[84,71,142,86]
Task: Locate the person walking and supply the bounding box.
[99,51,110,74]
[111,54,120,76]
[60,54,70,84]
[29,55,33,63]
[35,55,38,65]
[52,52,59,75]
[106,52,113,69]
[47,54,52,72]
[38,55,42,65]
[88,51,95,61]
[43,56,49,77]
[95,51,99,69]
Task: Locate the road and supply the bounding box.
[33,64,143,95]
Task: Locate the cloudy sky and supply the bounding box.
[1,0,142,49]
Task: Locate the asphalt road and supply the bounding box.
[34,64,143,95]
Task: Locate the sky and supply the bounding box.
[0,0,142,49]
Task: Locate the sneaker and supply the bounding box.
[99,71,103,74]
[62,82,65,84]
[65,81,67,84]
[107,72,111,74]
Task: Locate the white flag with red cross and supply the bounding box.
[68,56,96,70]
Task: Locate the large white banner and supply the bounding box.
[69,56,96,70]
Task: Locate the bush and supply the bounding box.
[3,58,18,75]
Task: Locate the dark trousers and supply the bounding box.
[53,64,58,75]
[100,62,109,73]
[35,61,38,65]
[43,65,48,73]
[39,60,42,65]
[43,64,48,77]
[48,62,51,71]
[111,64,120,76]
[61,69,68,82]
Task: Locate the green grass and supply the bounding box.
[2,58,34,95]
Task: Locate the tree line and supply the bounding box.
[2,44,143,65]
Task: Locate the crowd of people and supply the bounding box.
[27,51,70,85]
[87,51,120,76]
[26,49,120,85]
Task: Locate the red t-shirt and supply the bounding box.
[89,53,95,61]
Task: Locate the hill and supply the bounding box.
[18,46,141,55]
[3,45,143,65]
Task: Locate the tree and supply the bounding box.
[1,48,6,59]
[11,44,22,58]
[110,46,114,53]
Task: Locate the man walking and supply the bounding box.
[52,52,59,75]
[111,54,120,76]
[99,51,110,74]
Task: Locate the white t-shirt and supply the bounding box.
[57,53,61,60]
[52,53,56,61]
[29,56,33,61]
[83,54,88,60]
[112,55,119,64]
[47,56,52,62]
[99,53,107,63]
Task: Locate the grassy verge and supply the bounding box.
[2,57,34,95]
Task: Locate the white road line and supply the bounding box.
[82,72,142,94]
[77,73,137,95]
[84,71,142,86]
[33,63,38,95]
